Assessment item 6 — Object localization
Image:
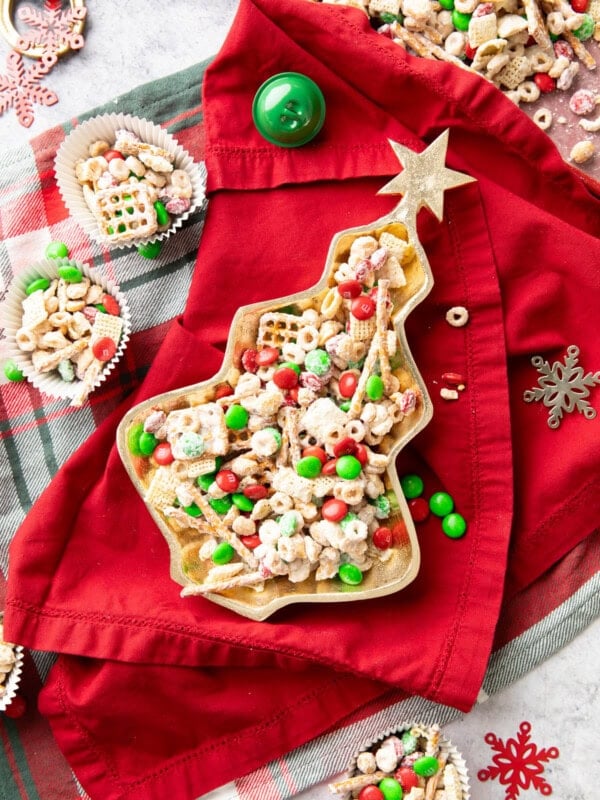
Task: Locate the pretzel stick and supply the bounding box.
[522,0,554,50]
[562,29,596,70]
[189,486,258,568]
[394,24,438,58]
[180,570,265,596]
[328,771,388,794]
[425,753,448,800]
[375,279,393,392]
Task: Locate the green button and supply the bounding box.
[252,72,326,148]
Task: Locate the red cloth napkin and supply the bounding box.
[5,0,600,797]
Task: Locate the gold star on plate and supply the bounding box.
[378,130,476,222]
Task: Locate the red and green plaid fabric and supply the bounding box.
[2,54,600,800]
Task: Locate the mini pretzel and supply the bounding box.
[328,772,388,795]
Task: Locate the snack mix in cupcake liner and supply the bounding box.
[3,258,131,406]
[329,722,470,800]
[54,112,206,249]
[0,613,24,714]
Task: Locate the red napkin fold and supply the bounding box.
[5,0,600,797]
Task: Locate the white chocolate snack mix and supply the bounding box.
[75,128,194,243]
[120,222,428,608]
[0,620,19,703]
[329,723,470,799]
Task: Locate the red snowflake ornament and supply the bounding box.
[0,50,58,127]
[478,721,559,799]
[17,4,87,56]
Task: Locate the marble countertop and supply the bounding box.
[1,2,599,798]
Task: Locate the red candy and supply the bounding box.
[534,73,556,93]
[302,445,328,464]
[358,787,384,800]
[337,280,362,299]
[333,436,358,458]
[153,442,174,466]
[408,497,430,522]
[101,293,121,315]
[215,383,234,399]
[215,469,240,493]
[372,526,393,549]
[92,336,117,361]
[321,458,338,475]
[243,484,268,500]
[571,0,588,11]
[240,534,261,550]
[102,149,124,162]
[464,42,476,60]
[338,371,358,398]
[255,346,279,366]
[273,366,299,389]
[391,519,409,545]
[354,443,369,466]
[322,498,348,522]
[241,348,258,373]
[395,766,420,790]
[351,295,376,320]
[554,39,574,60]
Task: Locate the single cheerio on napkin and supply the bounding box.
[54,112,206,249]
[0,612,24,714]
[3,258,131,406]
[329,722,470,799]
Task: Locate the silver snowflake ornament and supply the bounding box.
[523,344,600,429]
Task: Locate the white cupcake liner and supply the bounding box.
[0,613,24,714]
[344,722,470,799]
[54,112,206,249]
[3,258,131,405]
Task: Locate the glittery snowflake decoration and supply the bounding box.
[478,721,559,799]
[0,50,58,128]
[17,3,86,56]
[523,345,600,428]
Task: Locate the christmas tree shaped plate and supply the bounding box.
[117,131,475,620]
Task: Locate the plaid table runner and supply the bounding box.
[1,53,600,800]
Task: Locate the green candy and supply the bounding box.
[95,303,108,314]
[336,454,361,480]
[573,13,594,40]
[373,494,391,519]
[438,0,454,7]
[452,9,471,29]
[279,510,299,536]
[401,730,418,754]
[154,200,170,226]
[138,431,158,456]
[232,493,254,512]
[296,455,322,479]
[212,542,235,565]
[3,359,25,382]
[225,404,249,430]
[57,359,75,383]
[57,263,83,283]
[338,562,363,586]
[400,473,424,499]
[413,756,440,778]
[378,777,403,800]
[263,426,282,449]
[385,490,400,512]
[280,361,301,375]
[429,491,454,517]
[442,512,467,539]
[179,431,205,457]
[183,503,202,517]
[339,400,351,412]
[366,374,384,400]
[339,512,358,530]
[45,241,69,259]
[209,495,233,515]
[304,348,331,376]
[137,240,162,259]
[25,277,50,295]
[127,422,144,456]
[197,473,216,491]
